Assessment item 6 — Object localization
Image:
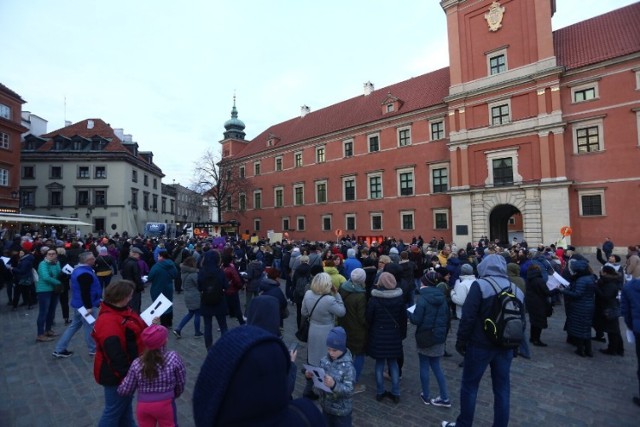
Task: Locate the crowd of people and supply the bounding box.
[1,230,640,426]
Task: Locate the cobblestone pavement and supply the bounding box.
[1,270,638,426]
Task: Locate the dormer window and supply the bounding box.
[386,104,394,112]
[381,93,403,114]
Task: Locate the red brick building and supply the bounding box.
[0,84,28,213]
[219,0,640,249]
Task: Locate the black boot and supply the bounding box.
[574,340,585,357]
[584,339,593,357]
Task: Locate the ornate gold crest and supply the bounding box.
[485,1,506,32]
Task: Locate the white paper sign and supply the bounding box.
[78,306,96,324]
[406,304,417,314]
[141,293,172,326]
[546,272,569,291]
[142,275,149,284]
[1,256,10,266]
[303,364,332,392]
[62,264,74,275]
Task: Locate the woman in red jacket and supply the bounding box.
[92,280,148,427]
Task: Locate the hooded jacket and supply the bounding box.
[411,285,449,347]
[148,258,178,314]
[318,349,355,417]
[337,280,368,354]
[457,254,525,348]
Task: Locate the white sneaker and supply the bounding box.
[441,422,456,427]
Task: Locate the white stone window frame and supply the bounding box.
[297,216,306,231]
[345,213,356,231]
[343,139,354,158]
[0,132,9,149]
[367,172,383,199]
[0,168,8,186]
[429,162,449,194]
[316,145,326,164]
[274,186,284,208]
[571,118,605,154]
[571,82,599,104]
[370,212,383,231]
[239,165,245,178]
[293,183,305,206]
[321,214,332,231]
[254,218,261,232]
[0,103,11,120]
[397,125,412,147]
[253,161,261,176]
[342,176,356,201]
[368,133,380,153]
[253,189,262,210]
[294,151,303,167]
[433,209,449,230]
[274,155,283,172]
[578,188,606,217]
[429,118,445,141]
[487,47,508,76]
[238,192,246,211]
[396,167,414,197]
[315,179,328,204]
[488,99,512,126]
[400,210,415,231]
[484,147,523,186]
[635,70,640,90]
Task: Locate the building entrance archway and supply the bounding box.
[489,204,521,245]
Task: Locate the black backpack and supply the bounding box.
[293,274,311,300]
[482,278,525,349]
[201,275,224,306]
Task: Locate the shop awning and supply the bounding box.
[0,213,91,226]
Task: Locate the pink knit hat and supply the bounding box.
[142,325,168,350]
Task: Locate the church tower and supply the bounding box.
[220,96,248,159]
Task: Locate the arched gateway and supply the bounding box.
[489,204,520,245]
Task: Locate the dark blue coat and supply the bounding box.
[560,260,596,339]
[410,286,449,346]
[366,288,406,359]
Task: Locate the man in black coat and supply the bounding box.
[121,247,144,313]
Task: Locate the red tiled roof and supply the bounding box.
[554,2,640,70]
[0,82,25,103]
[233,67,450,159]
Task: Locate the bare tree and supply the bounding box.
[191,148,253,223]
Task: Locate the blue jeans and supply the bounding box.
[176,309,202,335]
[99,385,136,427]
[353,354,365,383]
[456,344,513,427]
[55,307,97,353]
[37,291,59,336]
[418,353,449,400]
[375,358,399,396]
[518,328,531,358]
[324,411,352,427]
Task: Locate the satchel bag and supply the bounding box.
[295,294,326,342]
[96,256,113,277]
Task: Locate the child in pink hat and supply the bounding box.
[117,325,186,426]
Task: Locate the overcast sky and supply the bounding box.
[1,0,636,187]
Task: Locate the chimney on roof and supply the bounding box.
[113,128,124,140]
[64,120,72,127]
[87,120,94,129]
[300,105,310,118]
[124,134,133,143]
[364,81,374,96]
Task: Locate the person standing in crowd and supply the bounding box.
[305,326,355,427]
[35,248,62,342]
[173,256,203,339]
[55,246,72,325]
[92,280,149,427]
[343,248,362,281]
[245,256,264,312]
[451,264,476,320]
[560,259,597,357]
[442,254,524,427]
[626,245,640,280]
[122,247,145,313]
[324,259,346,291]
[192,325,324,426]
[526,264,552,347]
[411,270,451,407]
[337,268,368,394]
[621,277,640,407]
[198,249,228,350]
[594,265,624,356]
[301,272,346,400]
[12,245,35,310]
[221,251,246,326]
[602,237,614,260]
[259,267,288,331]
[53,251,101,358]
[117,325,186,427]
[366,272,406,404]
[95,246,116,292]
[292,255,312,329]
[148,250,178,327]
